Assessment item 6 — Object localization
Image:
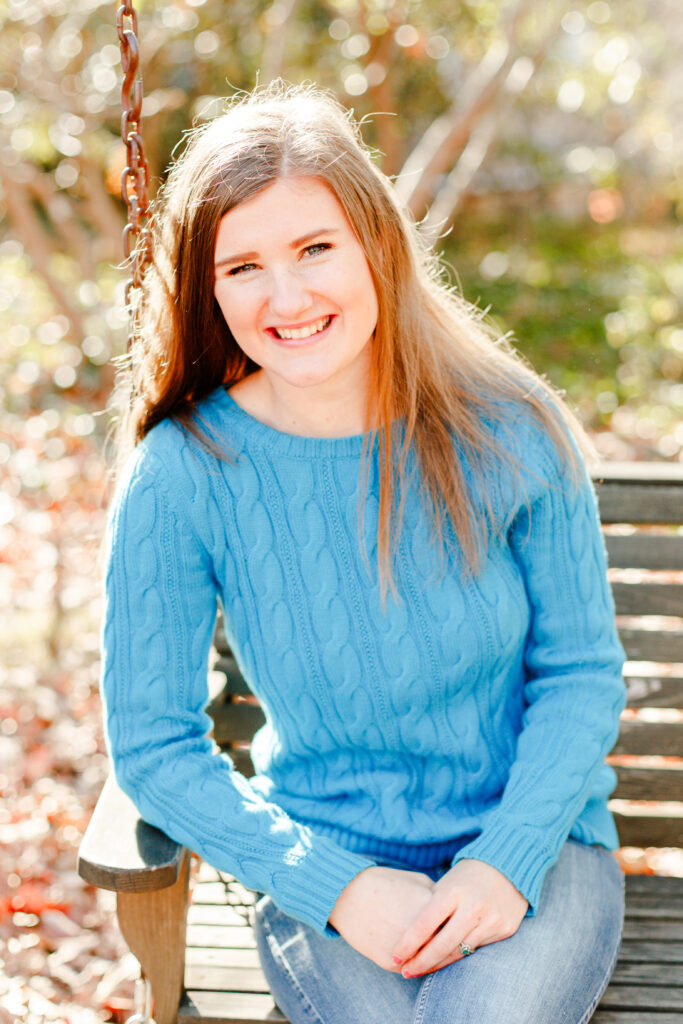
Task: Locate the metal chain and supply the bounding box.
[117,0,152,348]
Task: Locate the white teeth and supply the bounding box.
[274,316,331,340]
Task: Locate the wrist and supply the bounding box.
[328,865,375,928]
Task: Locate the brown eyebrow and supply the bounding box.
[214,228,340,269]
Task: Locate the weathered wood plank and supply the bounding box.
[612,721,683,757]
[619,628,683,664]
[213,704,267,745]
[625,674,683,708]
[612,582,683,617]
[77,774,185,893]
[185,965,270,993]
[179,990,287,1023]
[191,882,232,906]
[186,924,257,949]
[185,947,262,969]
[614,811,683,849]
[610,962,683,984]
[210,658,252,697]
[622,918,683,941]
[617,940,683,963]
[227,748,256,777]
[605,534,683,571]
[593,464,683,485]
[624,902,683,921]
[614,765,683,802]
[598,984,683,1011]
[188,904,252,927]
[592,1014,683,1023]
[625,876,683,896]
[595,484,683,525]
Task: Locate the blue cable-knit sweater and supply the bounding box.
[100,388,626,936]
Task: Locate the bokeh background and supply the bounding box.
[1,0,682,1020]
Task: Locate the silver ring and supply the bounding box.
[459,941,473,957]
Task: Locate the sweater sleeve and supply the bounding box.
[450,423,626,913]
[100,441,375,936]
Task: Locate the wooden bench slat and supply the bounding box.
[188,905,252,927]
[189,906,254,928]
[612,721,683,757]
[606,535,683,571]
[185,966,270,993]
[187,924,257,949]
[179,990,286,1023]
[614,766,683,802]
[625,674,683,708]
[593,464,683,485]
[610,963,683,984]
[213,704,266,745]
[624,902,683,921]
[212,659,253,696]
[595,484,683,525]
[618,941,683,964]
[613,811,683,849]
[592,1014,683,1023]
[186,948,262,969]
[619,628,683,663]
[622,919,683,941]
[598,984,683,1011]
[612,582,683,617]
[625,876,683,896]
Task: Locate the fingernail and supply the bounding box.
[392,955,403,965]
[402,971,413,978]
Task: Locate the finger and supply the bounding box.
[402,923,481,978]
[391,892,456,965]
[420,939,476,976]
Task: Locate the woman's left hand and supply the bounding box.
[390,858,529,977]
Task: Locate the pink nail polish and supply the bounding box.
[392,955,403,965]
[403,971,413,979]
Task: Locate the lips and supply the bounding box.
[270,315,333,340]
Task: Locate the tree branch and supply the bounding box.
[0,165,86,338]
[394,0,535,218]
[421,7,567,237]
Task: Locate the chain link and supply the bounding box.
[117,0,152,347]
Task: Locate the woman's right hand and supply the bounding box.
[328,866,435,971]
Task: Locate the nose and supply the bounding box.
[267,264,313,321]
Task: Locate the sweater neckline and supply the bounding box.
[212,388,375,459]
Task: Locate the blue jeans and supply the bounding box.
[253,838,624,1024]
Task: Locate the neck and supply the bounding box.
[230,369,374,438]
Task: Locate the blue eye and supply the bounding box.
[228,262,258,276]
[304,242,332,257]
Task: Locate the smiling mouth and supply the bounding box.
[271,315,332,340]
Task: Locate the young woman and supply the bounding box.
[101,83,626,1023]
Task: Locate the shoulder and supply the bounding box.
[490,391,585,478]
[112,411,221,523]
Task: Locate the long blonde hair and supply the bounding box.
[114,81,588,584]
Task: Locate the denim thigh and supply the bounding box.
[252,838,625,1024]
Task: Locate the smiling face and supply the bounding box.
[213,176,379,407]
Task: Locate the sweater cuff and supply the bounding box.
[271,835,377,937]
[450,822,559,917]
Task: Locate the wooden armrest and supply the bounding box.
[78,773,186,893]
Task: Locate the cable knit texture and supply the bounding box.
[100,388,626,936]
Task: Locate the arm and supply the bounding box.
[101,438,375,937]
[392,421,626,972]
